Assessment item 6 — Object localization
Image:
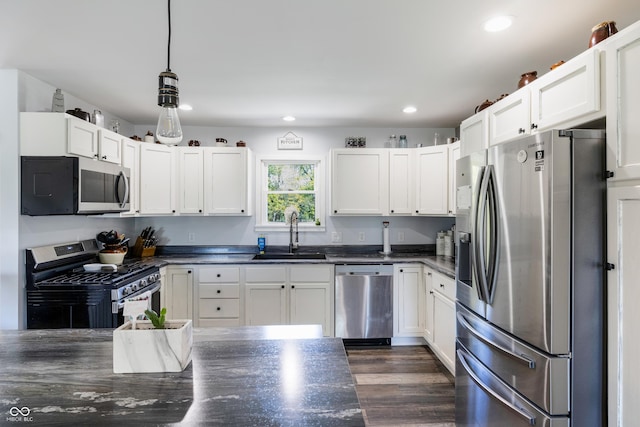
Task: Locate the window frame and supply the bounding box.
[255,155,325,232]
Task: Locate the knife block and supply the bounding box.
[132,237,156,258]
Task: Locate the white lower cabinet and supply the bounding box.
[162,266,193,320]
[394,265,424,337]
[245,265,333,336]
[607,184,640,426]
[197,266,241,327]
[423,267,456,374]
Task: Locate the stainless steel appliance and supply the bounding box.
[335,264,393,345]
[21,156,130,215]
[455,129,606,426]
[26,239,161,328]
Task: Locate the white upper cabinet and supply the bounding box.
[415,145,448,215]
[331,149,389,215]
[530,48,601,132]
[67,117,99,159]
[121,138,140,216]
[460,110,488,157]
[203,147,250,215]
[488,89,531,146]
[389,149,415,215]
[139,143,176,215]
[97,128,122,164]
[606,20,640,181]
[177,147,204,214]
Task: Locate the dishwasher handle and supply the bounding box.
[336,271,392,276]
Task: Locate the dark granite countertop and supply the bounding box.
[152,245,455,278]
[0,325,364,426]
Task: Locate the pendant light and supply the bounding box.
[156,0,183,145]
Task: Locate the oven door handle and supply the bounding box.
[116,283,161,310]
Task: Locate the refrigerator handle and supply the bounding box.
[457,348,536,426]
[457,311,536,369]
[474,166,492,304]
[485,165,500,304]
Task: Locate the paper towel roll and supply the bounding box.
[382,223,391,254]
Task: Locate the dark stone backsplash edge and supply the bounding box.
[156,244,436,256]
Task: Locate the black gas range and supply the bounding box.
[26,239,162,329]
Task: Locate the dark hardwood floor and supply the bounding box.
[346,345,455,427]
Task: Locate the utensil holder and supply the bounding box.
[132,237,156,258]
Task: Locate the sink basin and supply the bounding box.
[252,253,326,260]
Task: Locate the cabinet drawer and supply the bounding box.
[199,299,240,318]
[199,283,239,298]
[432,271,456,300]
[199,267,240,283]
[290,265,332,282]
[245,266,286,282]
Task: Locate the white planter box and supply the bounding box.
[113,319,193,373]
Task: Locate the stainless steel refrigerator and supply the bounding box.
[454,129,606,427]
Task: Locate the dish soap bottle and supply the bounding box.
[258,235,266,254]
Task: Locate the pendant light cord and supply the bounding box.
[166,0,172,72]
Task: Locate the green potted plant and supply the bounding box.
[113,308,193,373]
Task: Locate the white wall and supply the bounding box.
[133,124,457,248]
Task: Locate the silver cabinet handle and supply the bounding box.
[457,311,535,369]
[457,347,536,425]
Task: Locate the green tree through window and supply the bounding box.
[266,163,316,224]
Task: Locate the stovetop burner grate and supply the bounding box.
[34,260,158,287]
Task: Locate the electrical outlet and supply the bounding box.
[331,232,343,243]
[188,232,195,242]
[358,232,365,242]
[398,231,405,242]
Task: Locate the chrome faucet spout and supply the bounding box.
[289,211,299,253]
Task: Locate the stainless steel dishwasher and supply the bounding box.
[335,264,393,345]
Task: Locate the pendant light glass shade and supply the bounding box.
[156,70,183,145]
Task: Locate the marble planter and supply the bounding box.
[113,319,193,373]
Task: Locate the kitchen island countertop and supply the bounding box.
[0,325,364,426]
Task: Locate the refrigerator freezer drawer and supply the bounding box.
[455,342,569,427]
[456,303,569,415]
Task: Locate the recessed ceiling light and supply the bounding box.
[484,15,513,32]
[282,116,296,122]
[403,106,417,114]
[178,104,193,111]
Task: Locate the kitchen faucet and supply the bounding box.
[289,211,299,253]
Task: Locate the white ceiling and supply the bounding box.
[2,0,640,128]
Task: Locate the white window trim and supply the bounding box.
[255,154,326,232]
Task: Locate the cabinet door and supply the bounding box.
[432,290,455,374]
[331,149,389,215]
[98,128,122,164]
[448,142,461,215]
[177,147,204,214]
[460,111,488,157]
[204,148,248,215]
[139,144,176,215]
[607,185,640,426]
[424,269,434,343]
[290,283,331,336]
[121,138,140,216]
[488,90,531,146]
[67,117,98,159]
[389,149,414,215]
[531,48,601,133]
[245,284,287,326]
[415,146,448,215]
[394,266,424,336]
[606,22,640,181]
[164,267,193,320]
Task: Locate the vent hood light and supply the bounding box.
[484,16,513,32]
[403,106,417,114]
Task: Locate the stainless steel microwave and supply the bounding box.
[21,156,130,215]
